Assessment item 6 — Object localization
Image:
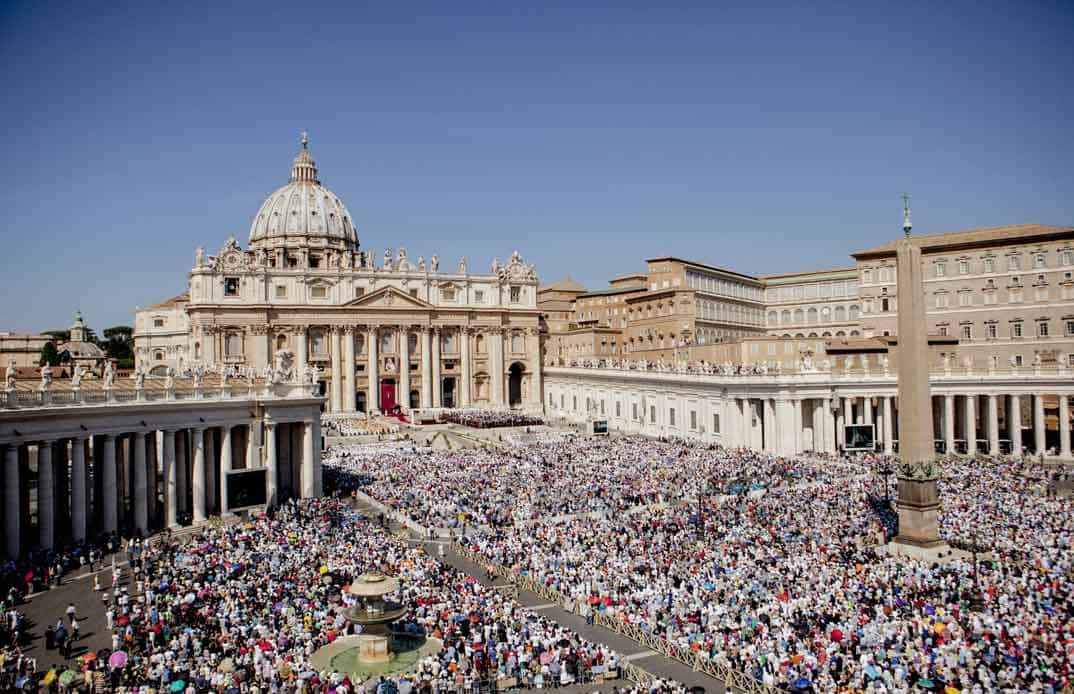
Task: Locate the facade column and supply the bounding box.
[163,430,177,528]
[835,398,845,449]
[491,329,506,406]
[192,428,206,524]
[763,399,776,453]
[101,435,118,533]
[312,416,322,497]
[176,430,188,516]
[863,396,873,425]
[528,327,542,409]
[1033,394,1047,456]
[420,328,433,408]
[459,328,472,408]
[343,327,356,412]
[246,421,260,469]
[882,396,894,455]
[330,327,343,413]
[432,327,442,407]
[399,326,411,412]
[963,394,977,456]
[219,426,232,515]
[1009,394,1023,457]
[295,328,308,374]
[38,443,54,548]
[132,432,148,535]
[841,396,852,433]
[301,421,315,498]
[4,446,19,559]
[943,394,956,455]
[204,428,216,515]
[1059,394,1071,460]
[792,399,803,454]
[367,326,380,413]
[819,397,831,453]
[987,394,1000,456]
[265,421,278,507]
[70,438,87,543]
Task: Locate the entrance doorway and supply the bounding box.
[409,389,420,409]
[508,363,524,407]
[380,379,397,413]
[442,377,456,408]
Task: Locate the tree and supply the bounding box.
[43,330,70,342]
[39,342,61,367]
[101,326,134,369]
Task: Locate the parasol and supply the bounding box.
[108,650,128,668]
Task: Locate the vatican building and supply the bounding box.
[134,135,543,416]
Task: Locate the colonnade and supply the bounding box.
[1,418,322,559]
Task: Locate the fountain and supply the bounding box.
[311,570,441,679]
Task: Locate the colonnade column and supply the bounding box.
[301,420,315,498]
[204,429,216,515]
[943,395,956,454]
[835,398,845,449]
[192,428,206,524]
[432,328,442,408]
[4,446,19,558]
[763,399,776,453]
[37,442,54,548]
[343,327,356,412]
[163,430,177,528]
[420,328,433,408]
[491,329,506,406]
[459,328,472,408]
[1060,395,1072,460]
[1033,394,1046,455]
[1009,395,1023,457]
[987,395,1000,456]
[102,435,118,533]
[863,397,873,425]
[132,432,148,535]
[70,438,87,542]
[312,416,322,497]
[528,327,542,409]
[882,396,894,455]
[740,399,752,448]
[330,327,343,413]
[792,399,803,454]
[295,328,308,374]
[964,395,977,455]
[219,426,232,515]
[264,421,277,508]
[367,326,379,413]
[399,327,411,412]
[819,397,831,453]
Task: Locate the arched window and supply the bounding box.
[834,306,846,322]
[475,334,486,354]
[154,350,164,361]
[781,310,791,324]
[442,331,457,354]
[310,329,326,355]
[225,332,242,357]
[380,332,394,354]
[511,331,523,353]
[807,307,818,324]
[193,342,201,359]
[275,334,287,351]
[767,311,778,325]
[793,308,804,324]
[849,304,860,320]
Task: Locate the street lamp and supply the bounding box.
[878,462,894,503]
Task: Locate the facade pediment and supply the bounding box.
[343,285,431,310]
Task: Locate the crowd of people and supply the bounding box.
[81,496,625,692]
[440,410,544,429]
[323,417,402,438]
[325,436,1073,693]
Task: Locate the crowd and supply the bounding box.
[322,417,401,438]
[440,410,544,429]
[327,437,1074,693]
[85,496,624,692]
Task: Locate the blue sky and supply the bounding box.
[1,0,1071,332]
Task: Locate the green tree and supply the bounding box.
[43,330,70,342]
[39,342,61,366]
[101,326,134,370]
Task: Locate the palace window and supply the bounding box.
[511,332,523,353]
[308,255,321,269]
[310,286,327,299]
[958,291,971,307]
[153,318,165,328]
[474,290,485,303]
[154,350,164,361]
[935,262,947,278]
[987,324,997,339]
[224,277,240,296]
[442,331,458,354]
[937,325,948,337]
[442,288,456,301]
[650,406,656,423]
[509,286,521,303]
[669,408,676,426]
[984,257,995,273]
[1011,323,1023,339]
[616,401,621,417]
[961,325,972,340]
[354,287,365,299]
[1034,254,1046,269]
[1063,250,1074,266]
[1067,320,1074,336]
[958,260,969,275]
[380,333,394,354]
[275,285,287,299]
[225,332,242,357]
[1039,322,1050,338]
[1008,255,1022,271]
[712,414,720,434]
[690,410,697,430]
[1014,355,1024,367]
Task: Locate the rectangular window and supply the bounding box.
[935,263,946,277]
[410,288,419,298]
[1062,250,1074,266]
[961,325,972,340]
[712,413,720,434]
[1009,256,1021,271]
[938,325,948,336]
[275,285,287,299]
[441,288,456,301]
[308,255,321,269]
[650,406,656,423]
[1067,320,1074,336]
[1014,355,1024,367]
[984,258,995,273]
[936,293,948,308]
[1035,255,1046,269]
[224,277,240,296]
[153,318,165,328]
[310,286,327,299]
[509,286,521,303]
[669,408,676,426]
[987,324,997,339]
[959,292,970,307]
[1039,322,1049,337]
[600,400,605,415]
[690,410,697,430]
[958,260,969,275]
[354,287,365,298]
[616,401,621,417]
[632,403,638,420]
[1012,323,1023,338]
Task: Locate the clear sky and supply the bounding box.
[1,0,1071,332]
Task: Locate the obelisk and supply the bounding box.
[892,197,945,551]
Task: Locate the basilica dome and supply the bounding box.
[248,134,358,250]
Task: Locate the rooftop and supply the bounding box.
[852,224,1074,258]
[539,277,587,293]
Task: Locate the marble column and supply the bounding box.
[246,421,260,469]
[863,397,873,425]
[1033,394,1047,455]
[312,416,322,497]
[420,328,433,408]
[70,438,87,543]
[1060,395,1071,460]
[399,327,411,412]
[1009,394,1023,457]
[295,328,308,374]
[330,328,343,413]
[4,445,19,558]
[367,326,379,413]
[343,327,356,412]
[882,396,894,455]
[836,400,845,449]
[491,329,506,406]
[943,394,956,454]
[204,428,216,515]
[432,327,442,408]
[963,394,977,456]
[301,421,315,498]
[819,397,831,453]
[763,399,776,453]
[192,428,206,523]
[102,435,118,533]
[163,430,177,528]
[987,395,1000,456]
[265,421,278,507]
[176,430,188,515]
[219,426,232,515]
[132,432,148,535]
[38,442,54,548]
[792,399,803,454]
[841,397,852,437]
[459,328,472,408]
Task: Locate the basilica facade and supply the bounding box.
[134,136,542,414]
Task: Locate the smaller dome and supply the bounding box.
[248,132,359,250]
